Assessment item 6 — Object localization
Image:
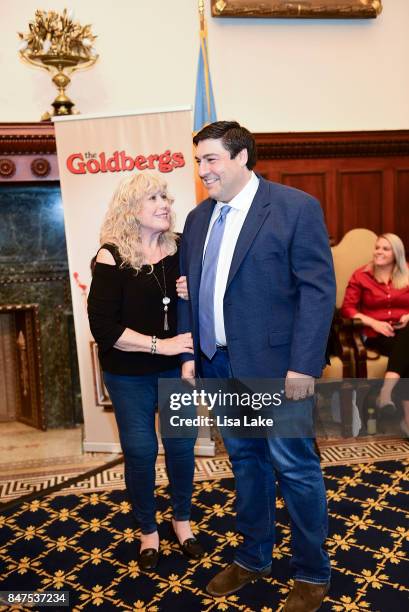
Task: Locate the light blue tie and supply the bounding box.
[199,205,232,359]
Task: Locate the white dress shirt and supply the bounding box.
[203,171,260,346]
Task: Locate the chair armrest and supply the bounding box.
[349,318,384,377]
[327,312,355,377]
[344,318,371,377]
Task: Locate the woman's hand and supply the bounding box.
[157,333,193,356]
[394,313,409,329]
[370,320,395,337]
[176,276,189,300]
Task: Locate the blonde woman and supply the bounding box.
[342,233,409,435]
[88,172,203,570]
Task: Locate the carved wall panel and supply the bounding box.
[254,131,409,249]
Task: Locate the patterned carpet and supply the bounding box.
[1,438,409,503]
[0,458,408,611]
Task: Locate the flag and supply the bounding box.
[193,1,217,201]
[194,12,217,132]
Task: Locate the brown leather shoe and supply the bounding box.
[206,562,270,597]
[283,580,330,612]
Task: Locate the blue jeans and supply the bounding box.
[201,349,330,584]
[103,369,197,534]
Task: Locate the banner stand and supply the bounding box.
[54,107,214,457]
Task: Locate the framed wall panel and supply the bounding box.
[395,170,409,251]
[254,130,409,249]
[337,170,383,237]
[280,171,327,215]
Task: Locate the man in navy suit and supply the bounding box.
[178,121,335,611]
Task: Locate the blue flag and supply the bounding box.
[194,23,217,132]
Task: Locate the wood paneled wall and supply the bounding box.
[254,131,409,249]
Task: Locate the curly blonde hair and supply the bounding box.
[100,172,177,272]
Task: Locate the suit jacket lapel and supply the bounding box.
[188,198,215,301]
[226,178,271,290]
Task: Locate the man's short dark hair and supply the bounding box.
[193,121,257,170]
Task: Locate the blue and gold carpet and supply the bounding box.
[0,459,408,611]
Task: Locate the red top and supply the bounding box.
[341,264,409,337]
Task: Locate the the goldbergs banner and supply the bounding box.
[53,108,196,452]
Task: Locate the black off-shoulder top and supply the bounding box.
[87,243,179,375]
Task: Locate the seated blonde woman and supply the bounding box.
[341,233,409,436]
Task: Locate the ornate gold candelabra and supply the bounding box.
[18,9,98,120]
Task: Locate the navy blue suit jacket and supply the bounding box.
[178,176,336,378]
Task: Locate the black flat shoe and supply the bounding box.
[378,402,397,418]
[178,536,205,560]
[170,519,205,559]
[138,547,159,571]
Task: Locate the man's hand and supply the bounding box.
[181,360,196,386]
[285,370,314,400]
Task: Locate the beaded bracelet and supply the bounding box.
[151,335,157,354]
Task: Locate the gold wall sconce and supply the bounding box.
[18,9,98,120]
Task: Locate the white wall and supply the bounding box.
[1,0,408,131]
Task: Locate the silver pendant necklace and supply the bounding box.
[150,251,170,331]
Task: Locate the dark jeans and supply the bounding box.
[104,368,196,534]
[201,349,330,584]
